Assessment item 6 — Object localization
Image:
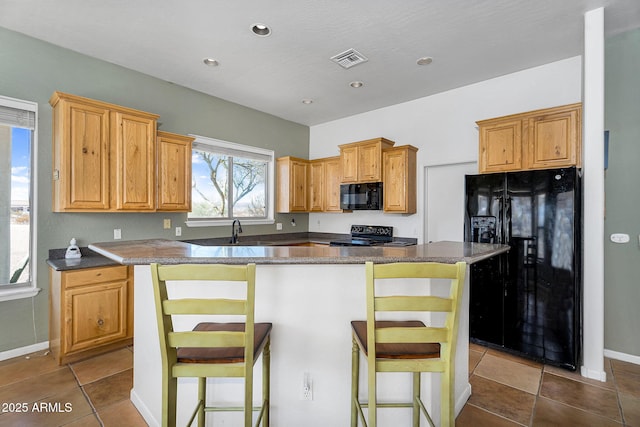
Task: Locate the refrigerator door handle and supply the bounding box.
[504,195,512,244]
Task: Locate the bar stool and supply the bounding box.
[150,263,271,427]
[350,261,466,427]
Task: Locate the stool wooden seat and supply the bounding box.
[351,261,466,427]
[151,263,271,427]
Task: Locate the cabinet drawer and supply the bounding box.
[64,265,128,288]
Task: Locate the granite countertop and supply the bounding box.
[47,247,121,271]
[89,239,509,266]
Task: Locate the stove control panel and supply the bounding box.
[351,225,393,239]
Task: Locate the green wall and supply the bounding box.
[604,28,640,357]
[0,27,309,352]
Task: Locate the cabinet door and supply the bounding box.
[324,157,342,212]
[526,106,581,170]
[64,281,128,353]
[157,132,193,211]
[358,143,382,182]
[383,146,417,213]
[290,160,308,212]
[54,100,110,211]
[340,145,358,183]
[112,111,156,211]
[478,119,523,173]
[276,157,308,212]
[308,160,325,212]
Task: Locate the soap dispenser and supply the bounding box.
[65,238,82,259]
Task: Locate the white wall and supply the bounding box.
[309,56,583,241]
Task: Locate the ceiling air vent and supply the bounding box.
[330,48,368,69]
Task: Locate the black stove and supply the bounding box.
[329,225,393,246]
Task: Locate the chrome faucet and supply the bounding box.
[230,219,243,244]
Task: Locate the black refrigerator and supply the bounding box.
[464,167,581,370]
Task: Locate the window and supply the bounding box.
[186,135,274,226]
[0,95,39,300]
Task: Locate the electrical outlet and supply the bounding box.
[114,229,122,240]
[301,372,313,400]
[163,219,171,229]
[276,223,283,231]
[175,226,182,237]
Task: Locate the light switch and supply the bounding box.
[610,233,630,244]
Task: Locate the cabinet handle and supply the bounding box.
[97,318,105,327]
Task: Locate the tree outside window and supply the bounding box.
[188,136,273,223]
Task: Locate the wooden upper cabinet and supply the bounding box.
[340,145,358,182]
[323,156,342,212]
[339,138,395,183]
[308,159,325,212]
[52,98,111,210]
[112,110,157,211]
[50,92,159,212]
[477,103,582,173]
[478,119,523,173]
[383,145,417,214]
[157,131,194,212]
[526,106,581,170]
[276,156,308,213]
[276,156,342,213]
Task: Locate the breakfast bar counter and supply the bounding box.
[89,238,506,265]
[89,239,508,427]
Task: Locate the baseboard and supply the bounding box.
[0,341,49,362]
[581,365,607,382]
[456,382,472,416]
[130,388,159,427]
[604,348,640,365]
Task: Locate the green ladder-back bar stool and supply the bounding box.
[350,261,466,427]
[150,263,272,427]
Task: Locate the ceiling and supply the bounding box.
[1,0,639,126]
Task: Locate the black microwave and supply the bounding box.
[340,182,383,210]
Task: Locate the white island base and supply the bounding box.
[130,263,472,427]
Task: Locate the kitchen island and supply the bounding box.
[89,239,508,427]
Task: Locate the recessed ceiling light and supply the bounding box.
[302,99,313,105]
[350,81,364,88]
[416,57,433,66]
[203,58,219,67]
[251,23,271,37]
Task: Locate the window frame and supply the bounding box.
[185,134,275,227]
[0,95,40,302]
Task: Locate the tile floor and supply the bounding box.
[0,343,638,426]
[0,347,145,426]
[458,342,640,426]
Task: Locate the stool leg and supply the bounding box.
[164,374,178,427]
[263,339,271,426]
[441,366,453,427]
[351,337,360,427]
[368,356,376,427]
[245,363,253,427]
[197,377,206,427]
[412,372,420,427]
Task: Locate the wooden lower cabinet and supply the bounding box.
[50,265,133,365]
